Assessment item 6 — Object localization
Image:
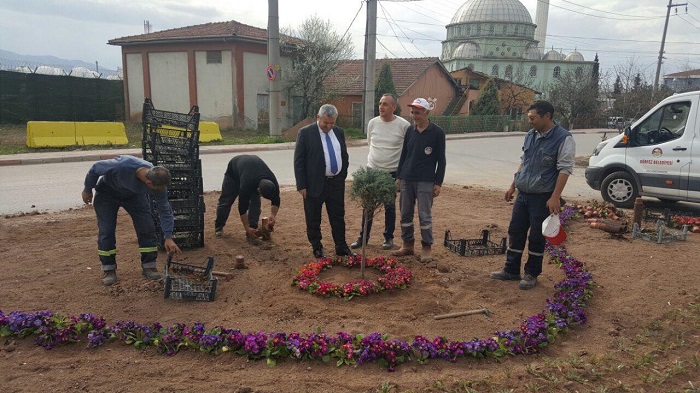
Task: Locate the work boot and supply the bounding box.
[519,274,538,290]
[392,240,414,257]
[419,244,432,263]
[215,227,224,237]
[142,268,162,281]
[350,237,365,249]
[102,270,118,286]
[489,270,522,281]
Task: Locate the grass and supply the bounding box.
[0,122,365,155]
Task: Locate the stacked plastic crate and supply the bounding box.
[141,98,205,249]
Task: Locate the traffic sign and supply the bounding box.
[266,65,276,81]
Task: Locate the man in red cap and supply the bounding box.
[393,98,446,263]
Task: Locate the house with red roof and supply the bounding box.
[109,20,301,129]
[324,57,461,127]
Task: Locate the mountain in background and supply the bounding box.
[0,49,117,75]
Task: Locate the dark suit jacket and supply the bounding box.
[293,122,349,198]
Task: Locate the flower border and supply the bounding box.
[291,255,413,300]
[0,206,592,371]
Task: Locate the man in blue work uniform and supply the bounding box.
[82,155,182,286]
[490,100,575,290]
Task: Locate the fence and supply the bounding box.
[429,115,528,134]
[0,70,124,124]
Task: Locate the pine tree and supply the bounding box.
[471,79,501,115]
[374,61,401,116]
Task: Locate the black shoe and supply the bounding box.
[350,237,365,249]
[519,274,538,290]
[336,247,356,257]
[313,248,326,258]
[382,239,394,250]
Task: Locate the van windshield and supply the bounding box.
[631,101,691,146]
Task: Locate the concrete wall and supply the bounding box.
[126,54,145,121]
[195,50,234,128]
[242,52,293,130]
[149,52,190,113]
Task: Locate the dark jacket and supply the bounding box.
[293,122,349,198]
[515,124,571,193]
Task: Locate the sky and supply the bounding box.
[1,0,699,82]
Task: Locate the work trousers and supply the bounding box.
[214,175,261,230]
[357,171,397,242]
[93,182,158,272]
[398,180,434,246]
[303,176,347,252]
[503,191,552,278]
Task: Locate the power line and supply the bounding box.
[376,38,399,57]
[379,1,427,56]
[547,1,667,21]
[333,0,364,52]
[554,0,666,19]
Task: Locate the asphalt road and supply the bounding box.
[0,133,606,215]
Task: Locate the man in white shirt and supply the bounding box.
[351,93,410,250]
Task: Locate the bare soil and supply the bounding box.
[1,186,698,392]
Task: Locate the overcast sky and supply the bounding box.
[1,0,699,81]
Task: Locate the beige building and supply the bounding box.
[109,20,298,129]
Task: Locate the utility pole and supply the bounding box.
[654,0,687,92]
[268,0,282,137]
[362,0,378,134]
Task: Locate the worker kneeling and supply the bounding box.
[214,155,280,244]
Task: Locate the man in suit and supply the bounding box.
[293,104,355,258]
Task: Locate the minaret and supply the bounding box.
[534,0,550,55]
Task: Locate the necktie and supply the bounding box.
[325,132,338,175]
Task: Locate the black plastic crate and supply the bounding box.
[142,148,199,164]
[172,229,205,249]
[142,98,200,133]
[444,229,507,257]
[164,256,217,302]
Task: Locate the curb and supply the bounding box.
[0,130,605,167]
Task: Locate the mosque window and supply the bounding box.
[505,65,513,78]
[575,67,583,78]
[477,25,482,34]
[503,25,508,34]
[466,26,471,35]
[489,25,494,35]
[492,64,499,76]
[553,66,561,78]
[530,66,537,77]
[501,52,505,56]
[514,26,519,35]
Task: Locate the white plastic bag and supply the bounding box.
[542,214,561,237]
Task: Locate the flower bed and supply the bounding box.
[0,206,592,371]
[291,255,412,300]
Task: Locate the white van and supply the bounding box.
[586,90,700,208]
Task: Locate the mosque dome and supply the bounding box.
[450,0,533,24]
[543,49,565,61]
[523,45,542,60]
[452,42,482,58]
[565,51,585,61]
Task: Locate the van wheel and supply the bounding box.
[601,171,638,208]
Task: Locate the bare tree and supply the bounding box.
[282,16,354,120]
[547,68,600,129]
[611,57,673,120]
[498,65,539,118]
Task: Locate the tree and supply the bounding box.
[349,167,396,278]
[470,78,501,115]
[282,16,354,120]
[547,68,600,129]
[498,65,537,119]
[374,61,401,116]
[613,76,622,95]
[610,58,673,120]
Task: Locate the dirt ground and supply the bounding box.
[1,185,699,392]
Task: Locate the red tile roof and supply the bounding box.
[326,57,446,95]
[109,20,299,45]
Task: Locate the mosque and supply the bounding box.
[441,0,596,96]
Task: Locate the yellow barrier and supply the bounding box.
[26,122,76,147]
[199,121,222,142]
[27,122,128,147]
[75,122,128,146]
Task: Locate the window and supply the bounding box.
[470,79,480,89]
[633,101,690,146]
[530,65,537,77]
[491,64,499,76]
[553,66,561,78]
[575,67,583,79]
[505,65,513,78]
[206,51,222,64]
